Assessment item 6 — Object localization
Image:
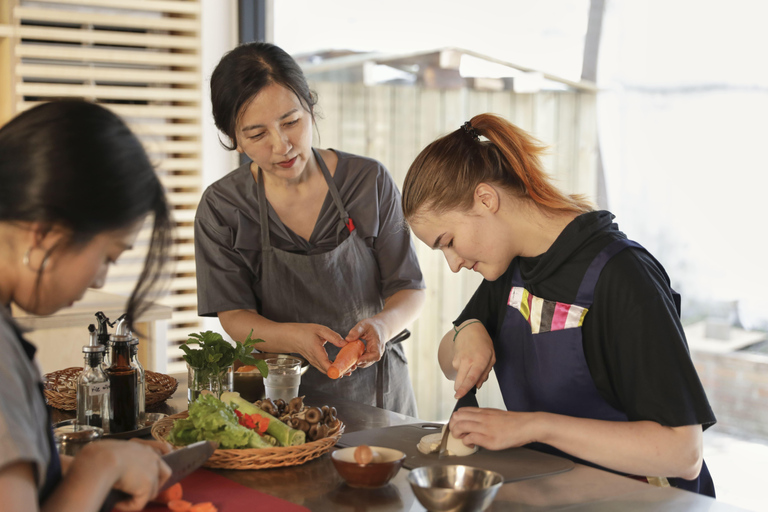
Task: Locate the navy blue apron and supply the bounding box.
[495,238,714,496]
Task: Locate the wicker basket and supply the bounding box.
[43,367,178,411]
[151,411,344,470]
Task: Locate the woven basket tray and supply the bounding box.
[43,367,178,411]
[151,411,344,470]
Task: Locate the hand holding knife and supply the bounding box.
[438,386,478,458]
[101,440,216,511]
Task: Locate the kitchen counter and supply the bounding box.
[51,375,749,512]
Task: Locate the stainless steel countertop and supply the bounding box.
[50,374,749,511]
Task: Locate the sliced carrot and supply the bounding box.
[168,499,193,512]
[190,502,217,512]
[328,340,365,379]
[236,365,258,372]
[154,482,183,504]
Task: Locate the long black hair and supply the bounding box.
[210,41,318,150]
[0,100,172,325]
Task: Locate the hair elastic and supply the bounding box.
[453,320,481,342]
[462,121,480,141]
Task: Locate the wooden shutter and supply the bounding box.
[0,0,203,373]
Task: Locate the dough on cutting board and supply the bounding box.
[417,426,478,456]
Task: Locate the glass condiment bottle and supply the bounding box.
[107,317,139,433]
[76,324,110,432]
[129,338,146,424]
[95,311,113,368]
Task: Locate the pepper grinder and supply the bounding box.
[76,324,110,432]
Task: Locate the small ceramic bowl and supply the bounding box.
[233,353,310,402]
[331,446,406,488]
[407,464,503,512]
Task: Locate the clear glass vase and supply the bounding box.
[187,364,233,404]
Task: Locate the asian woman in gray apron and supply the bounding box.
[257,149,418,416]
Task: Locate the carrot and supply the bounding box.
[327,340,365,379]
[190,502,218,512]
[236,365,258,373]
[154,482,183,504]
[168,499,193,512]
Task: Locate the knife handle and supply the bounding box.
[101,489,131,512]
[453,386,478,412]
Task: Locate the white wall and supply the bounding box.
[200,0,240,339]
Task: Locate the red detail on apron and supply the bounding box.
[345,218,355,232]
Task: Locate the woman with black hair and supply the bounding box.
[195,42,425,415]
[0,100,174,511]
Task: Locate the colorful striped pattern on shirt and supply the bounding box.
[507,287,588,334]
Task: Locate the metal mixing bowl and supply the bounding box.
[407,465,503,512]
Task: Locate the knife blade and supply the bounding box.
[439,386,479,458]
[101,440,217,510]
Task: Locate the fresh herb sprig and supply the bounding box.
[180,329,268,378]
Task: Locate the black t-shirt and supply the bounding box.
[456,211,716,429]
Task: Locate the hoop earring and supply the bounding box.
[23,247,49,272]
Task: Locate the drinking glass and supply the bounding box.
[264,357,302,402]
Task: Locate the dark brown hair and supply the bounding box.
[0,100,172,327]
[210,42,318,150]
[402,113,592,221]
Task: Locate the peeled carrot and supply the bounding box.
[327,340,365,379]
[154,482,183,504]
[168,499,193,512]
[190,502,218,512]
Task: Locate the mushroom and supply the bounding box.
[286,396,304,414]
[274,398,286,415]
[308,423,319,441]
[327,417,341,435]
[259,399,277,417]
[314,424,330,439]
[296,419,311,432]
[289,417,302,429]
[304,407,322,425]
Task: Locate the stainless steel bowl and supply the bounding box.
[407,465,503,512]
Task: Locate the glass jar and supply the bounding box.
[187,364,233,404]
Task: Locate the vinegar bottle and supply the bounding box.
[76,324,110,431]
[107,317,139,433]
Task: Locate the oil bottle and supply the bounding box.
[76,324,110,431]
[106,316,139,433]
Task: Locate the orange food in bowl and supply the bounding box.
[331,446,405,488]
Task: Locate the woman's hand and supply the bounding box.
[446,320,496,399]
[449,407,537,451]
[70,438,172,511]
[287,323,345,373]
[345,317,389,370]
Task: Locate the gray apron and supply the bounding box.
[257,149,417,416]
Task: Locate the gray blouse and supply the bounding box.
[194,149,424,317]
[0,308,51,493]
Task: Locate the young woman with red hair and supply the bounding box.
[402,113,715,496]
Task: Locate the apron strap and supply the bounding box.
[574,239,642,307]
[256,168,272,250]
[312,148,354,242]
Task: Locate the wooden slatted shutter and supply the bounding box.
[0,0,203,373]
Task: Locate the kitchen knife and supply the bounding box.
[439,386,479,458]
[100,440,217,510]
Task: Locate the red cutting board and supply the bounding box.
[140,468,309,512]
